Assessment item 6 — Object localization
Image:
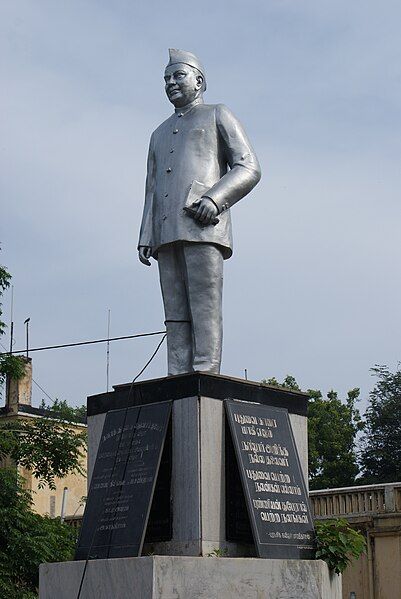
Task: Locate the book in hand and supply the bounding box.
[183,180,220,226]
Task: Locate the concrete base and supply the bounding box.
[40,556,341,599]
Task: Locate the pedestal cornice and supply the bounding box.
[87,372,309,417]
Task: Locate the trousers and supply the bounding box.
[157,242,224,375]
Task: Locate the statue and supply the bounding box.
[138,49,261,375]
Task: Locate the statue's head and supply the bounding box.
[164,49,206,108]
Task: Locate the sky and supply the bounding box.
[1,0,400,411]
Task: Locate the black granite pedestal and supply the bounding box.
[86,373,310,558]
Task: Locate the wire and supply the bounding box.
[131,333,167,385]
[0,330,166,356]
[75,333,167,599]
[1,340,55,403]
[76,406,133,599]
[32,378,54,403]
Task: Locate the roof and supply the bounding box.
[0,403,87,425]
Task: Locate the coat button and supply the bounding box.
[177,113,183,117]
[165,193,169,197]
[173,129,179,134]
[170,149,174,153]
[166,168,172,173]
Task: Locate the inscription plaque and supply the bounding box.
[144,416,172,543]
[75,401,172,560]
[225,399,315,559]
[226,422,253,544]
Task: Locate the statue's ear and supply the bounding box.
[196,74,204,90]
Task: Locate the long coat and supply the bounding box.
[138,101,261,260]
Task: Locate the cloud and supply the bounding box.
[1,0,400,408]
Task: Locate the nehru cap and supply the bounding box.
[167,48,206,90]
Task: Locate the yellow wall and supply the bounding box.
[28,464,87,518]
[341,517,401,599]
[1,412,87,518]
[342,543,371,599]
[374,528,401,599]
[23,420,87,518]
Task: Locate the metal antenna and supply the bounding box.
[9,285,14,354]
[106,309,111,392]
[244,368,248,381]
[24,318,30,359]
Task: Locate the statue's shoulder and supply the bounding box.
[202,103,238,123]
[200,103,230,113]
[197,103,237,123]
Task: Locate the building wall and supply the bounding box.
[311,484,401,599]
[22,420,87,518]
[27,458,87,518]
[342,546,370,599]
[0,412,87,519]
[373,525,401,599]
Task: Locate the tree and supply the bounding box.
[0,469,77,599]
[359,365,401,484]
[0,418,86,490]
[262,375,364,489]
[0,413,86,597]
[0,259,86,488]
[39,398,87,424]
[0,256,86,596]
[262,375,301,391]
[308,387,363,490]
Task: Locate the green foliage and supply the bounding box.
[0,262,11,337]
[0,353,26,392]
[262,375,301,391]
[308,387,364,490]
[359,365,401,484]
[314,518,366,574]
[0,256,84,596]
[0,469,77,598]
[0,418,86,490]
[39,398,87,423]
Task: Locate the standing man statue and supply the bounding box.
[138,49,261,375]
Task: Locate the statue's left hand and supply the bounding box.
[138,246,152,266]
[191,197,219,225]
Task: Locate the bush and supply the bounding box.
[0,469,78,597]
[314,518,366,574]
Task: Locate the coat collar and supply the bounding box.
[174,97,204,117]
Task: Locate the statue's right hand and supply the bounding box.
[138,246,152,266]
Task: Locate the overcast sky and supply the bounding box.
[1,0,400,410]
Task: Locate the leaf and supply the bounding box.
[314,518,366,573]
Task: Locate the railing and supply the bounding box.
[64,515,83,529]
[310,482,401,518]
[64,484,401,525]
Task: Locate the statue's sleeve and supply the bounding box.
[204,104,261,213]
[138,133,156,249]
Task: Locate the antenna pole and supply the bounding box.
[24,318,30,359]
[9,285,14,354]
[106,309,111,392]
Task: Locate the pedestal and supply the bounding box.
[40,374,344,598]
[39,556,342,599]
[86,373,309,557]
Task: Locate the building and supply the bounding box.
[311,483,401,599]
[0,357,87,520]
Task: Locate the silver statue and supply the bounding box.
[138,49,261,375]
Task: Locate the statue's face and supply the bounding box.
[164,63,203,108]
